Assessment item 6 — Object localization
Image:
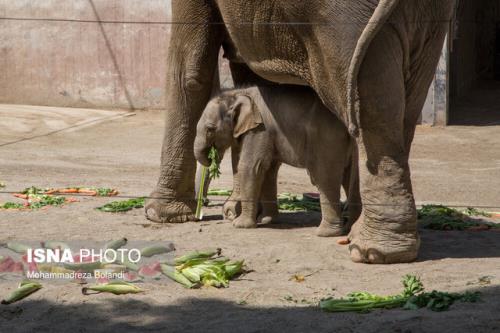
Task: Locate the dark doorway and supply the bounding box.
[450,0,500,125]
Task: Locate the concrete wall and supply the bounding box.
[0,0,171,110]
[450,0,500,99]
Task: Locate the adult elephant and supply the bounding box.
[146,0,456,264]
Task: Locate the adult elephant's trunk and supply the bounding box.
[346,0,400,137]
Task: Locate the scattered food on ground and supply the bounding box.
[45,187,118,196]
[1,186,119,210]
[278,193,321,212]
[82,281,143,295]
[161,248,244,288]
[1,280,42,305]
[1,187,67,210]
[467,276,494,286]
[96,197,145,212]
[417,204,498,231]
[207,189,233,196]
[320,275,480,313]
[336,238,350,245]
[289,270,321,283]
[290,274,306,283]
[283,295,315,305]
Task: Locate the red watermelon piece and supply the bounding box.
[138,261,162,279]
[0,256,15,272]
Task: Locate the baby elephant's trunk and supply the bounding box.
[193,136,211,167]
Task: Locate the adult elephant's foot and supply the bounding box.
[223,199,241,221]
[233,216,257,229]
[145,191,196,223]
[316,220,345,237]
[347,219,419,264]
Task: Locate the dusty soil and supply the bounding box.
[1,105,500,332]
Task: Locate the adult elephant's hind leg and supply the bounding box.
[348,29,419,263]
[145,3,221,223]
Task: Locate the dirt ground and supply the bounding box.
[1,105,500,332]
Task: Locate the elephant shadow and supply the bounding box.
[259,211,321,229]
[418,226,500,260]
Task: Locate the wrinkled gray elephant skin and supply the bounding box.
[194,86,361,236]
[145,0,456,264]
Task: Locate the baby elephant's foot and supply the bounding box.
[316,220,345,237]
[257,209,279,225]
[257,214,275,224]
[233,216,258,229]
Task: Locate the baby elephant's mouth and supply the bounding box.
[195,146,211,167]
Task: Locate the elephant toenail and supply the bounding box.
[367,250,385,264]
[348,245,365,263]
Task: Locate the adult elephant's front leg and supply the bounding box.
[348,29,419,263]
[145,2,222,223]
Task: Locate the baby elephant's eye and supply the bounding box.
[206,125,216,138]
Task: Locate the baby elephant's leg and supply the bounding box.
[233,161,268,229]
[257,162,280,224]
[311,165,345,237]
[223,148,242,221]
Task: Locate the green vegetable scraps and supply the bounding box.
[1,186,118,210]
[1,187,66,210]
[417,204,496,230]
[207,189,233,196]
[161,249,244,288]
[320,275,480,313]
[1,202,24,209]
[96,197,145,212]
[1,280,43,305]
[278,193,321,212]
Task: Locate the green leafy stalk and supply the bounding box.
[96,197,145,212]
[320,275,480,313]
[207,189,233,196]
[195,166,208,220]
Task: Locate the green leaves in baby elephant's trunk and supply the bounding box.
[195,147,221,219]
[161,249,244,289]
[208,147,221,179]
[320,275,480,313]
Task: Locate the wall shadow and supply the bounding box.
[1,285,499,332]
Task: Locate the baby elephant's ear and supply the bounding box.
[231,95,263,138]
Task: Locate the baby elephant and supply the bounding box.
[194,85,361,237]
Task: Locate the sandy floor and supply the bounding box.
[1,106,500,332]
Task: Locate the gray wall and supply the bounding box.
[0,0,171,110]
